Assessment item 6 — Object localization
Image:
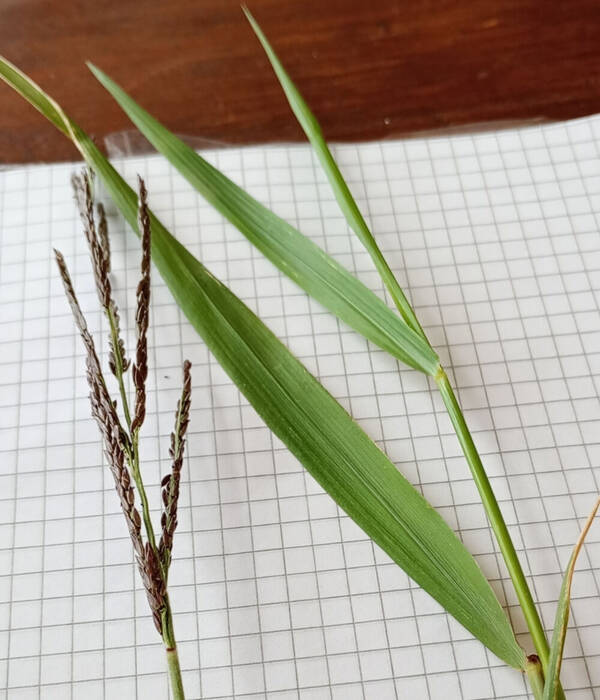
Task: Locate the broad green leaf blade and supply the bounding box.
[87,63,439,377]
[543,498,600,700]
[243,7,426,340]
[0,56,525,670]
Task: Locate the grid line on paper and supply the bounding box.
[1,115,600,700]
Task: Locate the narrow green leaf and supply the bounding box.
[86,63,438,377]
[243,6,426,340]
[543,498,600,699]
[0,56,525,669]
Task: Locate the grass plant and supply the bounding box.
[1,12,598,694]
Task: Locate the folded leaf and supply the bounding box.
[0,55,525,670]
[87,63,438,377]
[543,498,600,699]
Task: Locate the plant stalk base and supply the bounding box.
[166,646,185,700]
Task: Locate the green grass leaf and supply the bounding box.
[243,6,426,339]
[87,62,438,377]
[0,54,525,670]
[543,498,600,699]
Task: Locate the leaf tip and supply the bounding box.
[86,61,103,81]
[241,4,264,40]
[86,62,114,93]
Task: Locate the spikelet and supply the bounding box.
[159,360,192,572]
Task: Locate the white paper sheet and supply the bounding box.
[1,116,600,699]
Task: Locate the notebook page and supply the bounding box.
[1,116,600,699]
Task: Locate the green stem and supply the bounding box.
[105,307,157,547]
[436,368,550,666]
[162,595,185,699]
[130,430,159,550]
[105,309,158,556]
[104,274,181,697]
[525,655,545,700]
[166,645,185,700]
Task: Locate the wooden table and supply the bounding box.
[2,0,599,163]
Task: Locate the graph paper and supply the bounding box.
[1,115,600,700]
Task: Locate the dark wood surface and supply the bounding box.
[2,0,600,163]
